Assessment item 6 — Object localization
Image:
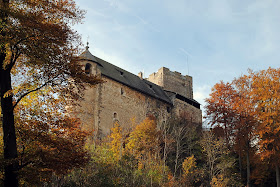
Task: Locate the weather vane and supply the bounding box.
[86,35,90,50]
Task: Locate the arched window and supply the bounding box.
[113,112,118,118]
[113,112,119,124]
[85,63,91,74]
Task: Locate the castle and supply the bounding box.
[76,46,202,138]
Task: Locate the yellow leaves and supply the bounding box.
[210,174,230,187]
[109,123,123,160]
[126,117,159,157]
[182,155,197,177]
[12,86,90,184]
[3,89,13,98]
[3,43,12,70]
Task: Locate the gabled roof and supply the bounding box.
[80,48,173,105]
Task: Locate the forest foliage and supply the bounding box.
[1,0,280,186]
[205,67,280,187]
[0,0,101,186]
[45,67,280,187]
[40,115,241,187]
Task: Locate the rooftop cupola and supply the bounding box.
[80,42,97,62]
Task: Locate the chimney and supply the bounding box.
[138,72,143,79]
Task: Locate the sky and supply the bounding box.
[73,0,280,116]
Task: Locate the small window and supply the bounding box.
[113,112,117,118]
[156,101,160,108]
[121,88,124,95]
[167,106,171,113]
[85,63,91,74]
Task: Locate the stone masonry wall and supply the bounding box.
[76,72,172,138]
[76,59,201,139]
[96,76,171,136]
[172,98,202,124]
[147,67,193,99]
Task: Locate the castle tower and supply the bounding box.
[147,67,193,99]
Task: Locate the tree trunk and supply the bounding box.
[246,144,251,187]
[276,165,280,187]
[1,0,19,182]
[238,132,242,180]
[1,54,19,187]
[239,150,242,179]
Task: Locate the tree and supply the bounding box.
[251,68,280,186]
[232,73,257,187]
[13,88,90,185]
[127,116,167,186]
[0,1,101,186]
[205,67,280,186]
[200,131,236,186]
[181,155,199,186]
[205,79,256,186]
[109,122,123,161]
[205,81,237,147]
[162,112,201,178]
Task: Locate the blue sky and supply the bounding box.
[73,0,280,116]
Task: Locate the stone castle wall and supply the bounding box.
[76,55,201,139]
[172,98,202,124]
[76,59,171,137]
[95,76,171,136]
[147,67,193,99]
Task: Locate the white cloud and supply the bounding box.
[193,85,212,118]
[193,85,211,106]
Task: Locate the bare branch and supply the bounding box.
[13,73,61,109]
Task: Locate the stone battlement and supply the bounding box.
[147,67,193,99]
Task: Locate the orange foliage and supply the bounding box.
[1,0,101,185]
[205,81,237,146]
[11,90,90,185]
[251,68,280,166]
[206,67,280,185]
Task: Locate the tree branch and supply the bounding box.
[18,161,33,170]
[13,79,53,110]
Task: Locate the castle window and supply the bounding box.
[156,101,160,108]
[167,106,171,113]
[85,63,91,74]
[121,88,124,95]
[113,112,118,118]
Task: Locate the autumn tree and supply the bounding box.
[205,79,256,186]
[109,122,123,160]
[232,73,257,187]
[250,68,280,186]
[13,87,90,185]
[57,117,168,187]
[181,155,199,186]
[164,112,201,178]
[200,131,237,186]
[0,0,101,186]
[205,67,280,186]
[205,81,237,147]
[126,116,167,185]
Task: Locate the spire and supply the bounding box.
[86,41,89,50]
[86,35,90,50]
[80,41,97,62]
